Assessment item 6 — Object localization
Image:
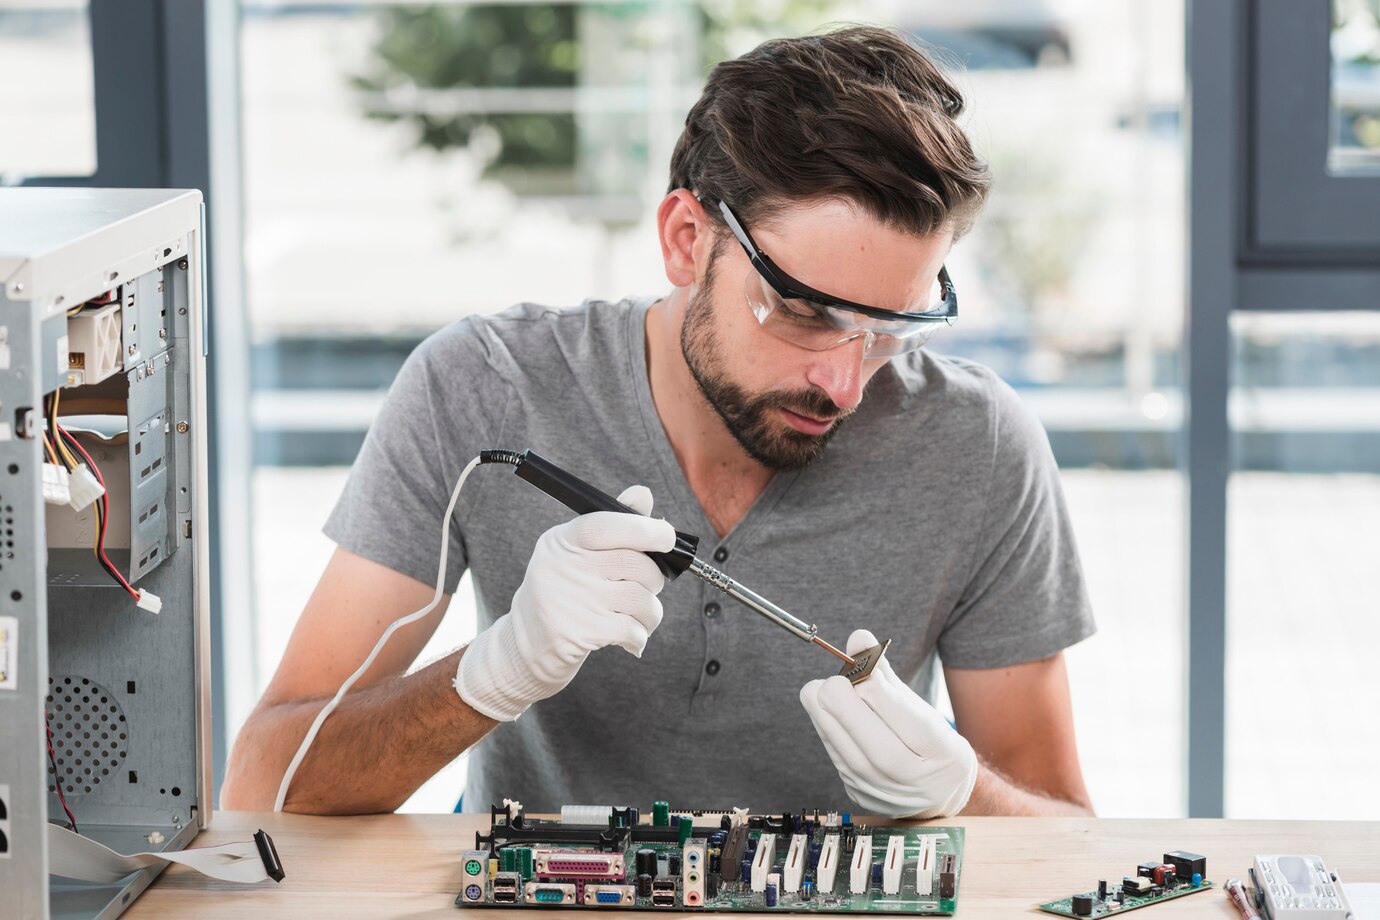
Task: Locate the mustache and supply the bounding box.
[760,387,849,422]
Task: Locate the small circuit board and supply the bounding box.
[1037,851,1213,918]
[456,800,964,914]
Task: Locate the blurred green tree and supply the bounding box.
[351,2,838,198]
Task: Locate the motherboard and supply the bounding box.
[455,801,964,914]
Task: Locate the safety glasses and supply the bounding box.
[708,197,957,358]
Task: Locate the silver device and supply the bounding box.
[0,188,212,919]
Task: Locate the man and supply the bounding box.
[222,26,1095,818]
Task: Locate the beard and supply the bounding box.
[680,262,853,472]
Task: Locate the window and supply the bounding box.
[1226,313,1380,819]
[1331,0,1380,174]
[0,0,96,180]
[241,0,1186,814]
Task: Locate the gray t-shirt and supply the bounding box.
[324,296,1094,813]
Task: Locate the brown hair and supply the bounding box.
[669,26,990,239]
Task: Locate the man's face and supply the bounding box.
[680,198,953,471]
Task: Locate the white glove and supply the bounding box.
[800,628,978,819]
[455,485,676,722]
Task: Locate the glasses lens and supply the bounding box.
[744,270,949,356]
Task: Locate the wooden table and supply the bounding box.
[127,811,1380,918]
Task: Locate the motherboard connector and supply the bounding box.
[817,834,841,894]
[883,835,905,895]
[784,833,808,893]
[683,839,706,906]
[850,835,873,894]
[751,832,777,892]
[915,835,939,897]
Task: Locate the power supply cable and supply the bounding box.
[274,454,486,812]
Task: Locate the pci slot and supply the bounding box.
[850,835,873,894]
[817,834,841,894]
[883,835,905,895]
[751,833,777,893]
[783,833,808,893]
[915,835,938,897]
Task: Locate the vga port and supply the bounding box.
[525,882,577,905]
[583,884,635,906]
[535,851,626,877]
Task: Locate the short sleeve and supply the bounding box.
[323,322,508,592]
[936,376,1095,669]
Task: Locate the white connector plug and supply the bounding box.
[136,590,162,614]
[66,464,105,511]
[43,463,72,505]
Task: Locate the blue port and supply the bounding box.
[595,891,623,904]
[464,884,483,901]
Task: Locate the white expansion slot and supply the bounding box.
[817,834,841,894]
[751,832,777,892]
[850,835,874,894]
[915,835,939,896]
[783,834,808,893]
[883,835,906,895]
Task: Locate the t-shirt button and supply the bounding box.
[704,602,720,618]
[712,547,729,563]
[705,660,721,676]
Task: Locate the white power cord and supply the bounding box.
[273,454,483,812]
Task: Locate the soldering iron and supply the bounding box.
[480,448,890,681]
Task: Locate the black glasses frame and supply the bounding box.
[703,196,958,323]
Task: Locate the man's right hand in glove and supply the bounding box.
[454,484,676,721]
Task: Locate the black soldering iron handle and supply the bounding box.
[486,448,700,581]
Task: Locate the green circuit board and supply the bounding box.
[455,804,964,915]
[1037,880,1214,918]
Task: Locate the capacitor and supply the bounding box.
[708,850,721,875]
[1191,872,1203,887]
[765,883,778,907]
[636,874,654,898]
[636,848,658,878]
[653,801,670,826]
[842,812,852,826]
[872,861,883,884]
[741,859,753,882]
[810,844,822,869]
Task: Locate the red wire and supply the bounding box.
[56,424,139,599]
[45,717,80,833]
